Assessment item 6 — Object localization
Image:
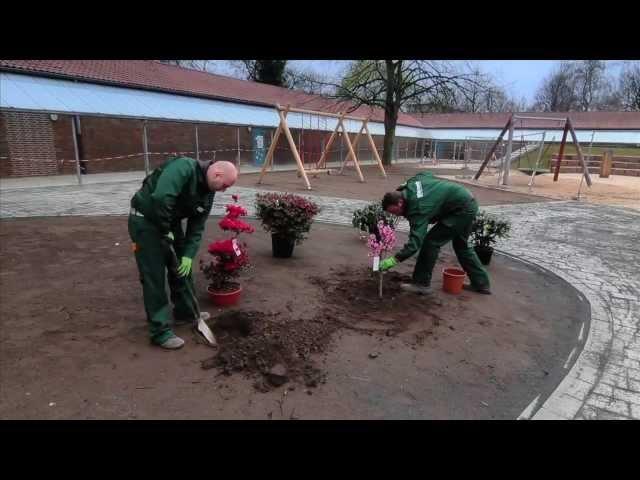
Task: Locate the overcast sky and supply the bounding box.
[206,60,628,103]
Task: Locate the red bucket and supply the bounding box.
[442,268,466,294]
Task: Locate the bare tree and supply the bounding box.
[532,62,578,112]
[511,95,529,112]
[406,78,522,114]
[286,69,335,95]
[405,92,459,113]
[456,68,488,113]
[531,60,622,111]
[229,60,334,94]
[158,60,211,72]
[412,68,497,113]
[333,60,478,165]
[222,60,335,95]
[596,86,623,111]
[474,84,527,113]
[617,62,640,111]
[237,60,289,87]
[404,63,523,114]
[573,60,609,111]
[482,86,507,112]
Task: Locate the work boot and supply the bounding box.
[175,311,210,326]
[463,284,492,295]
[158,335,185,350]
[400,282,432,295]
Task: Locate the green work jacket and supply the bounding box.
[395,171,475,262]
[131,156,214,259]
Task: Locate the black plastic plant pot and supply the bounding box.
[474,245,493,265]
[272,234,296,258]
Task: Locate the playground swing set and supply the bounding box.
[257,104,387,190]
[472,113,593,191]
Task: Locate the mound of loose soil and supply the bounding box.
[311,266,446,337]
[201,310,333,392]
[201,265,446,392]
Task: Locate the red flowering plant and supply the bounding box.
[200,195,254,292]
[254,192,320,244]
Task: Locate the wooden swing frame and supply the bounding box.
[257,104,387,190]
[472,114,592,188]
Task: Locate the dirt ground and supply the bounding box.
[235,164,550,205]
[0,216,588,419]
[450,170,640,210]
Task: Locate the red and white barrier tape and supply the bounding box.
[0,145,364,165]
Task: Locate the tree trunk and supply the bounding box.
[382,115,397,166]
[382,61,399,166]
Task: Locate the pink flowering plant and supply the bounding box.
[200,194,254,292]
[367,221,396,258]
[367,221,397,298]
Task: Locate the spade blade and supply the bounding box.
[195,317,217,347]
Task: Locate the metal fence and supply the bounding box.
[6,107,624,186]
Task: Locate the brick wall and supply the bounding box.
[0,111,394,178]
[146,120,199,170]
[52,115,77,175]
[0,113,9,177]
[196,124,247,165]
[1,111,58,177]
[79,116,145,173]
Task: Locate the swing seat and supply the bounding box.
[518,168,550,176]
[297,168,335,178]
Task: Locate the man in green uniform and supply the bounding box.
[128,157,238,349]
[379,171,491,295]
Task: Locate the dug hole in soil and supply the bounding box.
[0,216,588,419]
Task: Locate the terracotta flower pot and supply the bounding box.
[207,285,242,306]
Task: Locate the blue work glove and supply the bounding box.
[379,256,398,272]
[177,257,193,277]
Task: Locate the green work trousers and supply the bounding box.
[412,202,490,289]
[128,214,200,344]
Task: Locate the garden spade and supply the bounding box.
[164,240,217,347]
[195,312,217,347]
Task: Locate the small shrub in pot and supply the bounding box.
[470,211,511,265]
[352,202,398,240]
[255,192,320,258]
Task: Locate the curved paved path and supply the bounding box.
[2,181,639,419]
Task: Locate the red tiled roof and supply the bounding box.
[411,112,640,130]
[0,60,425,128]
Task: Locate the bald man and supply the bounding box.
[128,157,238,349]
